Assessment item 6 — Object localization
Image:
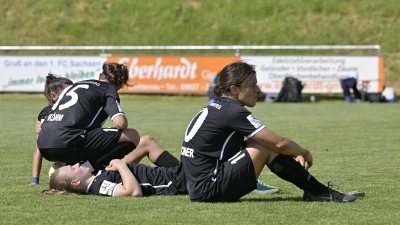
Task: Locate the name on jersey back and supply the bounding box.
[46,113,64,122]
[77,80,101,86]
[181,146,194,158]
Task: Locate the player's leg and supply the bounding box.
[200,149,258,202]
[246,138,356,202]
[119,128,140,146]
[128,163,184,196]
[340,78,353,102]
[122,135,179,167]
[88,142,136,171]
[71,128,135,171]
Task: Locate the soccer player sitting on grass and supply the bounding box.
[180,61,358,203]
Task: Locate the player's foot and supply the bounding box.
[250,179,281,194]
[303,181,357,203]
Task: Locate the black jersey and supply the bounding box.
[38,105,52,122]
[37,80,124,149]
[87,163,186,197]
[180,97,265,199]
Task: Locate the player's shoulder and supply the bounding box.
[38,105,52,120]
[217,97,249,113]
[41,105,52,112]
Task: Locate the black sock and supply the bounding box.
[269,154,328,196]
[155,151,180,167]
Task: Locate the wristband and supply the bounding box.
[31,177,39,184]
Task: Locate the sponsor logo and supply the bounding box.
[307,173,312,181]
[209,103,221,109]
[120,57,198,81]
[99,180,117,196]
[246,114,262,128]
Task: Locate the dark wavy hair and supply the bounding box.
[100,62,133,90]
[213,61,256,97]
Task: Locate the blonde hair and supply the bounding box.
[42,168,80,195]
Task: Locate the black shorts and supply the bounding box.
[128,163,187,196]
[200,149,257,202]
[40,127,122,164]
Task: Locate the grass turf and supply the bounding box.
[0,94,399,224]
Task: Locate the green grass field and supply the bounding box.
[0,94,399,224]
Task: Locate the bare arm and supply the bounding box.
[30,139,43,185]
[30,121,44,185]
[105,159,142,197]
[112,114,128,130]
[252,127,313,168]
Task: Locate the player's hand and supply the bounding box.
[296,152,313,170]
[35,121,42,134]
[105,159,124,172]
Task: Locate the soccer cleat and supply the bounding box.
[303,181,357,203]
[250,179,281,194]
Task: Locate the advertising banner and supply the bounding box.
[107,56,239,93]
[241,56,384,93]
[0,56,105,92]
[0,55,383,94]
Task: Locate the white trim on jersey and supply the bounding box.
[112,183,122,197]
[247,125,265,138]
[220,131,236,160]
[102,128,119,132]
[228,151,243,161]
[111,112,125,121]
[139,181,173,189]
[84,107,104,128]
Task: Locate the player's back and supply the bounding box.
[38,80,115,148]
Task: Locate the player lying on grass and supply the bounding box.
[42,135,185,196]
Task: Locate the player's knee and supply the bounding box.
[122,129,140,146]
[139,135,155,147]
